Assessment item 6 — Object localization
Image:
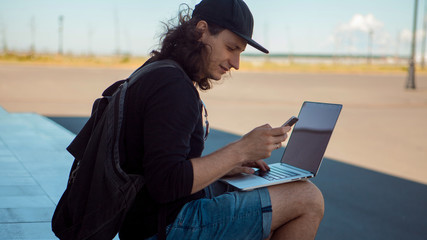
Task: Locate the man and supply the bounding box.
[119,0,324,239]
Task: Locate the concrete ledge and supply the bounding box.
[0,109,74,239]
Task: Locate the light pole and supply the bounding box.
[421,0,427,68]
[58,15,64,55]
[114,7,120,57]
[368,29,373,64]
[30,16,35,55]
[406,0,418,89]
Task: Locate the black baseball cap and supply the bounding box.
[192,0,269,54]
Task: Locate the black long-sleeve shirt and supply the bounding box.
[119,61,205,239]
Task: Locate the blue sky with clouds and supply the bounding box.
[0,0,422,56]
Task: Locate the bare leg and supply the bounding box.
[267,180,324,240]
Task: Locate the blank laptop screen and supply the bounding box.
[281,102,342,174]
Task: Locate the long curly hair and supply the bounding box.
[150,4,224,90]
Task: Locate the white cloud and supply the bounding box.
[399,29,425,43]
[400,29,413,42]
[325,13,396,55]
[338,14,384,33]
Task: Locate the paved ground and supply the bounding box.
[0,108,74,239]
[1,63,427,239]
[1,111,424,240]
[1,64,426,184]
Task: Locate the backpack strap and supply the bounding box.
[127,59,186,88]
[67,59,185,160]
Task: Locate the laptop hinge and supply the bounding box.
[280,163,313,176]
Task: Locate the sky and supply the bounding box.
[0,0,423,57]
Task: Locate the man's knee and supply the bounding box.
[269,180,324,219]
[301,180,324,219]
[268,181,324,237]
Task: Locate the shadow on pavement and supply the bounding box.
[48,116,427,240]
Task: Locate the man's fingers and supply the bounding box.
[272,133,288,144]
[247,160,270,171]
[270,126,291,136]
[274,142,282,150]
[256,123,272,129]
[256,160,270,171]
[238,167,255,174]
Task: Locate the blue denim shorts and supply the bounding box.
[146,183,272,240]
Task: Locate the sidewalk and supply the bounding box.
[1,108,427,239]
[0,107,74,239]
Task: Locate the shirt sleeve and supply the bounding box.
[140,69,200,203]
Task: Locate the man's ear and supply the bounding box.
[196,20,209,41]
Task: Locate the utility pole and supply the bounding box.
[30,16,35,55]
[114,7,120,56]
[406,0,418,89]
[421,0,427,68]
[1,21,7,54]
[285,26,294,64]
[395,31,401,65]
[58,15,64,55]
[367,29,373,64]
[88,24,93,56]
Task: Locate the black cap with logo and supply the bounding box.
[192,0,269,54]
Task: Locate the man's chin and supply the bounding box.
[208,74,223,81]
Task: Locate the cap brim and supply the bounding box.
[234,32,269,54]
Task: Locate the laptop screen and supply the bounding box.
[281,102,342,174]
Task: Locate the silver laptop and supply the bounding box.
[220,101,342,191]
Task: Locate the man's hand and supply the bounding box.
[238,124,291,164]
[224,159,270,177]
[191,123,291,194]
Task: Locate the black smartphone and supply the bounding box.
[282,116,299,127]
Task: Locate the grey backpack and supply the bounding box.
[52,60,181,240]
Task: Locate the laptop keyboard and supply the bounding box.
[255,165,299,181]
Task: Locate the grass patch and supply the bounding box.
[0,52,422,74]
[0,52,148,69]
[239,59,414,74]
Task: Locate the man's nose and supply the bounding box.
[230,53,240,70]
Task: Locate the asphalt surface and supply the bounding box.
[48,116,427,240]
[1,63,426,239]
[1,64,426,185]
